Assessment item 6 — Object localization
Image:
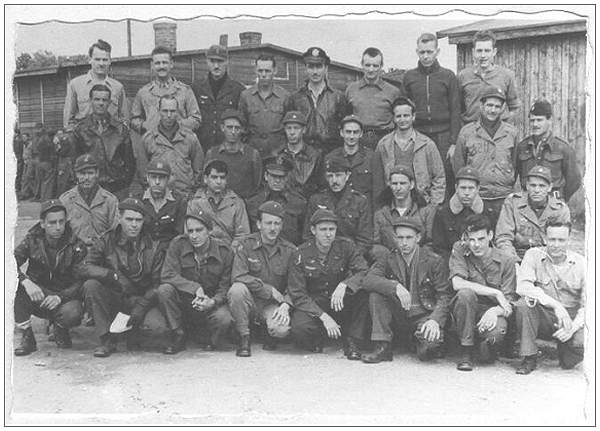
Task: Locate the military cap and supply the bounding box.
[40,199,66,218]
[302,46,331,65]
[391,216,423,234]
[264,156,293,176]
[388,165,414,181]
[185,209,213,230]
[282,111,307,126]
[530,99,552,117]
[258,200,285,219]
[74,154,98,172]
[340,114,363,130]
[119,198,146,216]
[146,160,171,177]
[206,44,228,60]
[221,108,244,125]
[310,208,338,225]
[480,86,506,102]
[526,165,552,184]
[455,166,480,183]
[324,155,351,173]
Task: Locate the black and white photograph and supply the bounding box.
[4,4,595,426]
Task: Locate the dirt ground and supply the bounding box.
[4,202,594,426]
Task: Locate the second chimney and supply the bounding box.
[239,32,262,46]
[219,34,228,47]
[153,21,177,52]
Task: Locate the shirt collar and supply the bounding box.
[142,188,175,201]
[150,76,177,90]
[540,248,578,266]
[85,70,113,86]
[449,193,484,215]
[359,75,384,89]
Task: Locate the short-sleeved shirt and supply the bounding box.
[345,76,402,129]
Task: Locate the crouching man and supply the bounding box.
[361,217,451,363]
[158,210,234,354]
[514,221,585,374]
[229,201,297,356]
[14,199,87,355]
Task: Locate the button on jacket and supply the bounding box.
[345,76,402,129]
[273,143,325,198]
[326,146,377,207]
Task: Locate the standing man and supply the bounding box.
[193,44,245,151]
[458,30,521,124]
[345,47,402,149]
[32,126,57,201]
[515,100,581,202]
[204,109,262,199]
[239,55,291,158]
[453,87,519,227]
[228,201,298,356]
[289,47,349,153]
[373,97,446,205]
[450,214,518,371]
[141,95,205,198]
[403,33,461,196]
[64,39,128,129]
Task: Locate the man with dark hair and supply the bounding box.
[345,47,402,149]
[192,44,245,151]
[13,200,87,356]
[450,213,518,371]
[514,221,585,374]
[64,39,128,128]
[32,126,58,200]
[458,30,521,124]
[373,97,446,205]
[187,160,250,244]
[515,100,581,202]
[239,55,292,157]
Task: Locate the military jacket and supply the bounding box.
[136,188,187,245]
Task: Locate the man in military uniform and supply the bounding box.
[80,198,165,357]
[288,47,349,154]
[495,165,571,262]
[450,214,518,371]
[361,217,451,364]
[60,154,119,246]
[288,209,369,359]
[303,155,372,256]
[192,44,245,151]
[228,201,298,356]
[272,111,324,198]
[158,210,234,354]
[516,100,581,202]
[246,157,307,245]
[14,200,87,356]
[54,129,79,197]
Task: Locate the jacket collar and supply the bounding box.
[84,70,114,86]
[180,236,225,263]
[250,84,285,98]
[142,188,175,202]
[417,60,441,74]
[217,142,245,154]
[359,75,384,89]
[449,193,484,215]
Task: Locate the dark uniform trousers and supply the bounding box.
[36,160,57,200]
[452,289,508,347]
[14,283,83,328]
[421,129,455,198]
[290,290,370,349]
[515,299,584,369]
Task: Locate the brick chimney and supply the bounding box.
[219,34,228,47]
[239,32,262,46]
[153,21,177,52]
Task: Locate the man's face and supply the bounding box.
[89,47,111,75]
[325,171,350,193]
[545,225,570,260]
[159,98,179,128]
[455,179,479,207]
[186,218,210,248]
[75,167,99,190]
[91,90,111,115]
[392,105,415,131]
[310,221,337,249]
[526,177,551,203]
[416,40,439,68]
[473,40,496,69]
[306,62,327,84]
[285,123,304,144]
[207,57,227,80]
[152,53,173,80]
[147,173,169,197]
[264,170,287,192]
[466,228,493,257]
[388,173,413,201]
[41,210,67,240]
[530,114,552,137]
[257,212,283,243]
[256,60,275,86]
[393,226,420,256]
[204,169,227,194]
[361,54,383,81]
[221,118,243,144]
[481,97,504,122]
[340,122,363,147]
[120,209,144,238]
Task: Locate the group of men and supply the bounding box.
[14,29,585,375]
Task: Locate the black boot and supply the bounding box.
[164,330,186,355]
[14,327,37,356]
[53,325,72,349]
[457,346,474,371]
[236,335,251,357]
[262,335,278,351]
[361,341,393,363]
[93,334,117,358]
[345,337,361,361]
[478,339,498,364]
[516,355,537,375]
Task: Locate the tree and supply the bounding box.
[16,53,32,71]
[15,50,57,70]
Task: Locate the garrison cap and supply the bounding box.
[324,155,351,173]
[146,160,171,177]
[302,47,331,65]
[40,199,66,218]
[221,108,244,125]
[74,154,98,172]
[310,208,338,225]
[119,198,146,216]
[480,86,506,103]
[388,165,414,181]
[185,209,213,230]
[282,111,307,126]
[391,216,423,234]
[530,99,552,118]
[340,114,363,130]
[258,200,285,219]
[455,166,480,183]
[206,44,228,60]
[526,165,552,184]
[264,156,293,176]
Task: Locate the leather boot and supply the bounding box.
[478,339,498,364]
[93,334,117,358]
[14,327,37,356]
[53,325,72,349]
[516,355,537,375]
[361,341,392,363]
[236,335,251,357]
[457,346,474,371]
[345,337,361,360]
[164,330,186,355]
